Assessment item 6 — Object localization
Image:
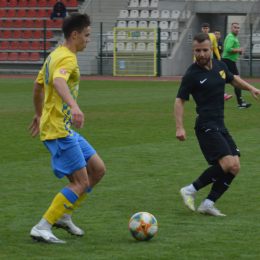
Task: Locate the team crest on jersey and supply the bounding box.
[60,68,67,75]
[219,70,226,79]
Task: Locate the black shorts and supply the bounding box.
[221,58,239,75]
[195,128,241,165]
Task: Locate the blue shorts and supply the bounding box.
[43,131,96,179]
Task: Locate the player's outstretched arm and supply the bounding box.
[53,77,84,129]
[230,75,260,100]
[29,81,44,137]
[174,98,187,141]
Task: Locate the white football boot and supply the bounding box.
[198,203,226,216]
[180,186,196,212]
[53,213,84,236]
[30,225,66,243]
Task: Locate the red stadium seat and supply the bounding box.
[40,41,51,50]
[10,41,20,50]
[35,20,44,28]
[28,0,37,7]
[0,41,9,50]
[48,0,56,7]
[0,31,2,38]
[0,0,7,7]
[46,20,54,28]
[0,52,8,61]
[4,20,13,28]
[69,0,77,7]
[0,10,6,17]
[33,30,43,39]
[18,0,27,7]
[54,19,62,28]
[29,52,40,61]
[19,52,29,61]
[17,9,26,17]
[0,20,3,27]
[20,41,30,50]
[61,0,67,6]
[3,30,12,38]
[14,20,24,28]
[46,30,53,39]
[27,9,36,17]
[24,20,33,28]
[9,0,17,7]
[38,10,46,17]
[46,9,52,17]
[7,10,16,17]
[8,52,19,61]
[23,30,32,39]
[30,41,40,50]
[12,30,22,38]
[38,0,47,7]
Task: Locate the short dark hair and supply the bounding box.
[201,23,210,28]
[214,29,220,32]
[193,33,211,44]
[62,13,91,40]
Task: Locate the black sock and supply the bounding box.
[234,88,242,105]
[192,164,225,191]
[207,172,236,202]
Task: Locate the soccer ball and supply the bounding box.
[128,212,158,241]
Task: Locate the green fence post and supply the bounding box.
[250,23,252,77]
[157,27,161,77]
[44,20,46,61]
[100,22,103,76]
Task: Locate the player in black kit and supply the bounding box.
[175,33,260,216]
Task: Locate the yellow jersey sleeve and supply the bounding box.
[210,34,220,59]
[36,69,44,84]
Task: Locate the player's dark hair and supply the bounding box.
[193,33,211,43]
[201,23,210,28]
[62,13,91,40]
[231,22,239,26]
[214,29,220,33]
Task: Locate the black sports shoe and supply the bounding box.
[238,103,252,109]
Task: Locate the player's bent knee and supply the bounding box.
[231,163,241,175]
[219,155,235,173]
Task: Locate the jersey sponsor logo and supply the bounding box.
[219,70,226,79]
[60,68,67,75]
[63,204,72,209]
[200,78,207,84]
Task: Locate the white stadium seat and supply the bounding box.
[161,43,168,52]
[117,21,127,28]
[150,10,160,19]
[149,21,158,28]
[116,43,125,51]
[161,10,170,19]
[252,44,260,57]
[180,10,191,19]
[125,42,135,51]
[118,10,128,18]
[129,10,139,18]
[140,0,149,8]
[138,21,148,28]
[117,31,127,39]
[140,10,149,18]
[148,32,157,40]
[139,31,148,39]
[103,42,113,51]
[107,31,114,40]
[129,0,139,7]
[159,21,168,29]
[169,21,178,29]
[136,43,146,51]
[161,32,168,40]
[150,0,158,7]
[171,10,180,19]
[128,21,137,27]
[147,43,154,51]
[252,33,260,44]
[171,32,178,40]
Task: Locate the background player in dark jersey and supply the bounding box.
[175,33,260,216]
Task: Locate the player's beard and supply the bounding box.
[196,55,211,67]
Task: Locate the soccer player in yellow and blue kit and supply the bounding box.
[29,13,106,243]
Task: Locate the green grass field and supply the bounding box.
[0,78,260,260]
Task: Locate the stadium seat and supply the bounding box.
[128,21,137,28]
[159,21,168,29]
[116,31,127,39]
[180,10,191,19]
[3,30,12,38]
[38,10,46,17]
[33,30,43,39]
[146,43,154,51]
[29,0,38,7]
[19,52,29,61]
[38,0,47,6]
[29,52,40,61]
[22,30,32,38]
[171,10,180,19]
[139,31,148,40]
[0,31,2,37]
[252,44,260,58]
[136,42,146,51]
[140,0,149,7]
[4,20,13,28]
[0,0,7,7]
[10,41,20,49]
[20,41,30,50]
[54,19,63,28]
[138,21,148,28]
[68,0,77,7]
[252,33,260,44]
[161,10,170,19]
[118,10,129,19]
[0,52,8,61]
[161,31,168,40]
[40,41,51,50]
[129,10,139,19]
[35,20,44,28]
[171,32,178,40]
[0,20,3,27]
[161,43,167,52]
[150,0,158,7]
[103,42,113,52]
[48,0,56,6]
[46,30,53,39]
[149,21,158,28]
[169,21,178,29]
[7,10,16,18]
[24,20,33,28]
[9,0,17,7]
[150,10,159,19]
[148,32,157,40]
[47,9,52,17]
[128,0,139,7]
[0,10,6,17]
[46,20,54,27]
[115,42,124,51]
[107,31,114,40]
[18,0,27,7]
[14,20,24,28]
[27,9,36,17]
[13,30,22,38]
[17,9,26,17]
[125,42,135,51]
[8,52,19,61]
[140,10,149,19]
[0,41,9,50]
[61,0,67,6]
[117,21,127,28]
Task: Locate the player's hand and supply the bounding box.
[218,58,221,61]
[251,88,260,100]
[71,105,84,129]
[176,128,186,141]
[238,47,243,53]
[29,115,41,138]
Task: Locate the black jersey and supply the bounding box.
[177,59,234,130]
[213,40,223,59]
